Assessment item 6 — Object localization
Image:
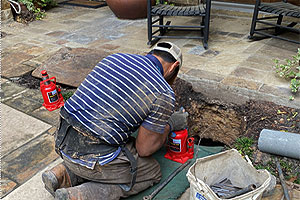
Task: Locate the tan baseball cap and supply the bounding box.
[153,42,183,69]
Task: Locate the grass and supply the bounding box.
[61,91,74,101]
[234,136,254,157]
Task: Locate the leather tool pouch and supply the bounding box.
[55,117,137,191]
[55,117,117,159]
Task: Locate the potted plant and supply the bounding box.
[106,0,155,19]
[8,0,56,22]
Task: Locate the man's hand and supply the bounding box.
[168,108,188,131]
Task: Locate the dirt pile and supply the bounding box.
[172,78,244,145]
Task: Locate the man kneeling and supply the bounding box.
[42,42,188,200]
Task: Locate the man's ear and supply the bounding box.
[165,61,180,85]
[170,61,180,73]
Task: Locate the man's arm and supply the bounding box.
[136,124,170,157]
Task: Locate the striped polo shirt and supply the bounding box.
[61,53,175,169]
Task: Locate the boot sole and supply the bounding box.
[42,171,59,197]
[55,188,69,200]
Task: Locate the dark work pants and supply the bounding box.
[62,140,162,200]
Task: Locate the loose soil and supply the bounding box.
[9,73,300,184]
[10,70,76,90]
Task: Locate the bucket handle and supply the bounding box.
[245,155,253,167]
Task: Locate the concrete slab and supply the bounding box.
[178,188,190,200]
[259,84,293,98]
[3,158,62,200]
[1,104,51,157]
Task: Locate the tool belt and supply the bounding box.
[55,117,137,191]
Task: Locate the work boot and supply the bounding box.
[54,182,123,200]
[55,188,84,200]
[42,163,82,196]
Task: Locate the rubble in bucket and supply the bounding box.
[187,149,271,200]
[210,178,257,199]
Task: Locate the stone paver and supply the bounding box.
[5,95,43,114]
[3,158,62,200]
[0,178,18,198]
[31,106,61,126]
[2,52,35,78]
[1,81,45,114]
[1,81,27,102]
[186,69,225,82]
[1,104,52,157]
[230,67,268,82]
[221,76,262,90]
[2,132,59,190]
[32,47,110,87]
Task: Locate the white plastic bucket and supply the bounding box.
[187,149,271,200]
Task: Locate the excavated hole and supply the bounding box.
[172,78,300,146]
[193,136,225,147]
[172,78,245,146]
[8,70,77,90]
[172,78,300,182]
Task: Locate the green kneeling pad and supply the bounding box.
[124,145,223,200]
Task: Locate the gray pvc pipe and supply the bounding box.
[258,129,300,160]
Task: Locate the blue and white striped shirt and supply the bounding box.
[61,53,175,169]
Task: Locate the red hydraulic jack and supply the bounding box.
[40,70,64,111]
[144,123,196,200]
[164,129,194,164]
[144,129,195,200]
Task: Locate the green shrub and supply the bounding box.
[274,48,300,100]
[18,0,56,20]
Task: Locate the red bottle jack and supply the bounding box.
[164,129,194,164]
[40,70,64,111]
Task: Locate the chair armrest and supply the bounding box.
[255,0,261,6]
[148,0,153,10]
[200,0,212,6]
[205,0,211,5]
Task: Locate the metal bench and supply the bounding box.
[249,0,300,44]
[147,0,211,49]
